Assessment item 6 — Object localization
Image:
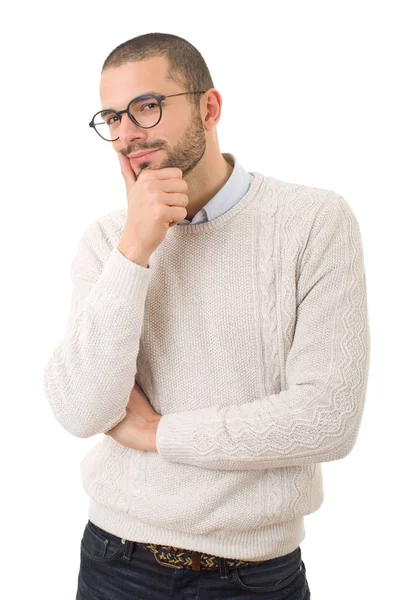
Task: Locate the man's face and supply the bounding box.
[99,56,207,178]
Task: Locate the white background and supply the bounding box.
[1,1,398,598]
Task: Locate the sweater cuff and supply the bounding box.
[92,246,151,302]
[155,406,217,464]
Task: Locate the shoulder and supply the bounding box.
[258,172,345,214]
[255,172,358,233]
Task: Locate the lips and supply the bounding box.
[129,149,161,161]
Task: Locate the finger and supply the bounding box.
[154,167,183,180]
[118,152,137,190]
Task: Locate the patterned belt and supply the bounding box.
[134,541,266,571]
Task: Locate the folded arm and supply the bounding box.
[155,195,370,470]
[43,219,152,438]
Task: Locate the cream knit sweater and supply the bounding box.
[44,161,370,561]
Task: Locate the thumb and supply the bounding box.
[118,152,137,193]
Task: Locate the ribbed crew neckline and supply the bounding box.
[167,171,266,236]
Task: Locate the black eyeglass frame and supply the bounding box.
[89,90,207,141]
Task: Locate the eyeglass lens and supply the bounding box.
[93,95,161,140]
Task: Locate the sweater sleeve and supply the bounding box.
[43,218,152,438]
[155,195,371,470]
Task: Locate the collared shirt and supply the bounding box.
[177,153,254,225]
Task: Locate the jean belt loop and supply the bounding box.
[122,540,135,561]
[218,556,230,579]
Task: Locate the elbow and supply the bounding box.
[48,403,127,439]
[45,384,127,439]
[336,422,363,460]
[336,381,368,460]
[323,408,365,462]
[313,385,367,463]
[44,364,127,438]
[46,401,98,438]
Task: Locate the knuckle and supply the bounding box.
[155,204,166,220]
[163,168,181,178]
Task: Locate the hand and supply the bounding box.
[117,154,189,262]
[105,382,161,452]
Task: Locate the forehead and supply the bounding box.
[99,56,171,110]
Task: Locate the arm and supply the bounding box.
[43,218,152,438]
[155,195,370,470]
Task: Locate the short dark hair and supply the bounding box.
[101,32,214,111]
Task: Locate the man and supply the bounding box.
[44,32,370,600]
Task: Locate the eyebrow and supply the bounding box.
[101,90,160,112]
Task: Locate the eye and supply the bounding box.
[99,111,120,127]
[140,102,158,112]
[131,95,160,112]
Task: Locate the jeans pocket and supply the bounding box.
[228,549,305,594]
[80,520,124,563]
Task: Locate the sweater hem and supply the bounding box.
[87,499,306,561]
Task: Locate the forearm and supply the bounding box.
[45,246,152,438]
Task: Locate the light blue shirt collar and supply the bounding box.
[178,153,254,225]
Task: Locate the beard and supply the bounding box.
[138,106,206,177]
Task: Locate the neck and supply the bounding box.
[183,149,234,221]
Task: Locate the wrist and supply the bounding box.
[146,417,161,452]
[117,245,150,268]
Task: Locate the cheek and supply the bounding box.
[112,140,123,153]
[158,117,187,144]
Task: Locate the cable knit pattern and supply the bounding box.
[44,159,370,560]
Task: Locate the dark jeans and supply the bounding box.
[76,519,311,599]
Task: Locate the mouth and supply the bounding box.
[128,149,161,163]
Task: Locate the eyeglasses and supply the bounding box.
[89,90,206,141]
